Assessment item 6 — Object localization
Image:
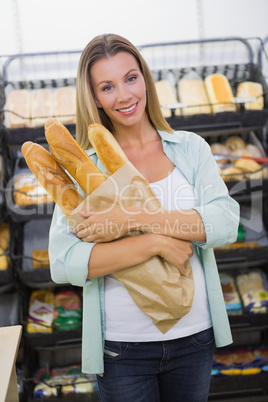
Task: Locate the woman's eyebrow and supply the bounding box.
[97,69,139,87]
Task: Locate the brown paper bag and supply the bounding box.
[67,161,194,333]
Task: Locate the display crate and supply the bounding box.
[138,37,268,133]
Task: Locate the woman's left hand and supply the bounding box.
[72,205,140,243]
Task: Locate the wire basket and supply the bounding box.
[138,37,268,132]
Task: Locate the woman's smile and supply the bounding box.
[117,102,138,114]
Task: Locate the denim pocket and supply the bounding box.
[104,340,129,359]
[191,327,215,347]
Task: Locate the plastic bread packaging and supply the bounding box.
[27,289,54,333]
[236,269,268,314]
[67,123,194,334]
[236,81,264,110]
[219,272,242,314]
[178,71,211,115]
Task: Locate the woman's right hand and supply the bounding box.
[152,234,193,275]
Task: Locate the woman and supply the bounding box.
[49,33,239,401]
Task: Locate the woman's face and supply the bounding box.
[90,52,147,130]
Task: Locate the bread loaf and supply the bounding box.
[13,173,53,206]
[54,86,76,124]
[155,80,180,117]
[88,123,128,174]
[0,222,9,251]
[220,167,244,182]
[204,73,236,113]
[234,158,263,180]
[0,247,8,270]
[7,89,31,128]
[45,118,106,195]
[31,89,54,127]
[21,142,84,216]
[178,79,211,115]
[237,81,264,110]
[32,249,49,269]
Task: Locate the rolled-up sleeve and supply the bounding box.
[49,205,95,287]
[192,137,240,249]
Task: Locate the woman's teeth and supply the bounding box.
[118,103,136,112]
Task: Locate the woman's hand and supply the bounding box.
[153,235,193,275]
[73,205,140,243]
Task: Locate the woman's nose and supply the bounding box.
[117,84,131,102]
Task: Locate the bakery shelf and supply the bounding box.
[138,37,268,133]
[209,372,268,400]
[2,123,76,147]
[3,150,55,222]
[12,218,53,287]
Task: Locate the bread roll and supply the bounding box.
[0,222,9,251]
[88,124,128,174]
[210,143,230,165]
[45,118,106,195]
[54,86,76,125]
[237,81,264,110]
[220,167,244,182]
[245,144,264,158]
[235,158,263,180]
[31,89,54,127]
[7,89,31,128]
[204,73,236,113]
[225,136,246,151]
[0,246,8,270]
[32,249,49,269]
[21,141,84,216]
[178,79,211,115]
[155,80,180,117]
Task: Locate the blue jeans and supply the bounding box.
[97,327,215,402]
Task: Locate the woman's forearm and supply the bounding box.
[135,208,206,242]
[87,231,193,279]
[88,233,157,279]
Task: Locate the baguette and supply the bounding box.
[21,142,84,216]
[88,123,128,174]
[45,118,106,194]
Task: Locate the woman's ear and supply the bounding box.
[94,98,102,108]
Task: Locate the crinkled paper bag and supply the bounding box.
[67,161,194,333]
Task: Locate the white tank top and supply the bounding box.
[104,167,212,341]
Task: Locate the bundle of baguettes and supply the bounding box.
[21,118,108,216]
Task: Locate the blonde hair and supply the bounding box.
[76,33,173,149]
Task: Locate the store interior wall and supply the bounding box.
[0,0,267,56]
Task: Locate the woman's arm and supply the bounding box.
[88,233,193,278]
[74,206,206,244]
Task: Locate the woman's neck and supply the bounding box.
[113,117,158,150]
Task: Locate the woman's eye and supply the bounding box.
[103,85,113,92]
[127,76,137,83]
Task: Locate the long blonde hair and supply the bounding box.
[76,33,173,149]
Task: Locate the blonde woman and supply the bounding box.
[49,33,239,402]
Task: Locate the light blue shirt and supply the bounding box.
[49,129,240,374]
